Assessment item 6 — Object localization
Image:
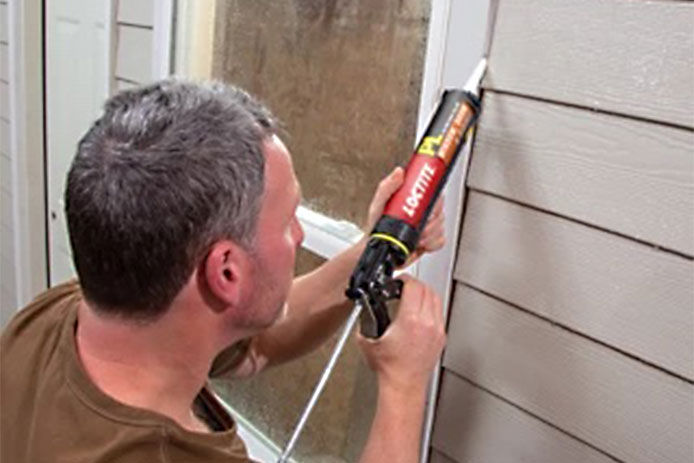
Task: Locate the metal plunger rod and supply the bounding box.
[277,300,365,463]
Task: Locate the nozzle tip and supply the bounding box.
[463,58,488,96]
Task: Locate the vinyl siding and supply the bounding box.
[114,0,154,86]
[430,0,694,461]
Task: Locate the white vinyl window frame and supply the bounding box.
[157,0,492,460]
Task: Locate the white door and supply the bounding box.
[45,0,111,284]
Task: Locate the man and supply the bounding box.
[1,81,446,462]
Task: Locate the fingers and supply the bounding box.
[431,196,444,219]
[399,275,425,315]
[419,212,445,244]
[377,167,405,201]
[366,167,405,229]
[412,196,445,254]
[418,235,446,254]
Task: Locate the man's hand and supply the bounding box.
[357,276,446,463]
[365,167,446,263]
[357,275,446,394]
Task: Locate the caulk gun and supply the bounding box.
[278,58,488,462]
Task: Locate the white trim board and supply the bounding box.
[416,0,492,460]
[151,0,173,79]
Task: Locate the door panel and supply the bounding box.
[46,0,110,284]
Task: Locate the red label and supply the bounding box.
[383,154,445,227]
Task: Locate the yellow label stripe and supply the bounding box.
[371,233,411,257]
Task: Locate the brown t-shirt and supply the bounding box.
[1,281,253,463]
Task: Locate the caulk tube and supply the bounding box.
[370,89,480,263]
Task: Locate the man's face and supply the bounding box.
[243,135,304,329]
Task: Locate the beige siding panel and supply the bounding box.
[486,0,694,128]
[115,25,153,83]
[444,285,694,463]
[469,92,694,255]
[0,43,7,81]
[455,192,694,379]
[429,449,456,463]
[432,371,615,463]
[0,4,7,43]
[117,0,154,27]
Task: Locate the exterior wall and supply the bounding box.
[114,0,154,89]
[430,0,694,462]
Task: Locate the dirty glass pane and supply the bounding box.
[211,0,431,225]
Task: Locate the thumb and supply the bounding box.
[367,167,405,228]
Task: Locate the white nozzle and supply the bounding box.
[463,58,488,96]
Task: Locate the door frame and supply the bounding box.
[6,0,46,308]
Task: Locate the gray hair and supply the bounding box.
[65,79,277,320]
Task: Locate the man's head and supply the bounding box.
[66,80,290,322]
[202,135,304,331]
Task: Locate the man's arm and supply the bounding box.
[243,167,445,370]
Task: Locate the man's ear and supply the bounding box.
[203,241,251,309]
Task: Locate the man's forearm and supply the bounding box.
[253,239,367,366]
[360,382,428,463]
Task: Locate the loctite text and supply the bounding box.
[402,163,437,218]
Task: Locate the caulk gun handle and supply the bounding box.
[360,279,404,339]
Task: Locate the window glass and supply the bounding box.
[210,0,431,225]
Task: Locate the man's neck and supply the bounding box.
[75,300,221,432]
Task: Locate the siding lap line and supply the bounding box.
[466,188,694,262]
[440,367,625,463]
[485,89,694,133]
[458,281,694,385]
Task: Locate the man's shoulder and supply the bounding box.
[1,279,81,359]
